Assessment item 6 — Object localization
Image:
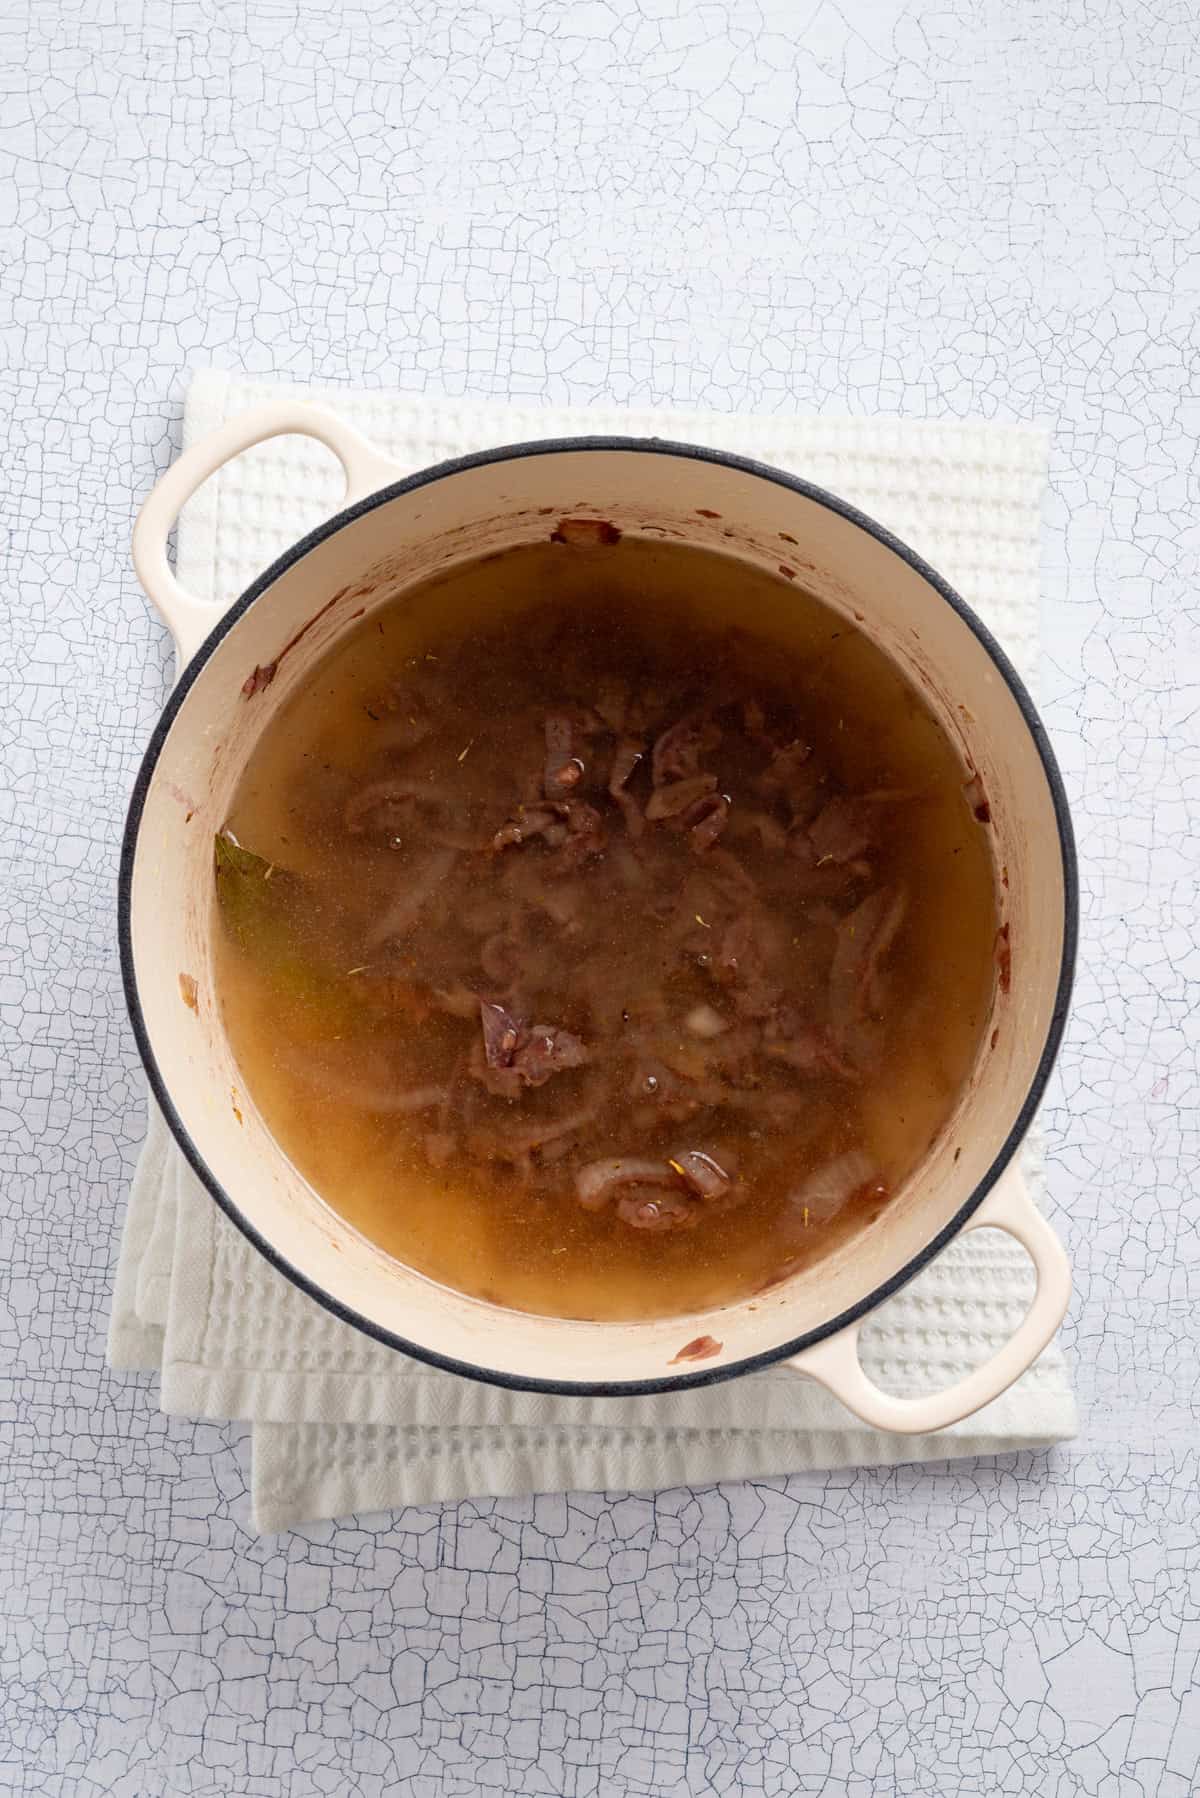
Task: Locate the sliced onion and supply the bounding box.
[575,1156,676,1210]
[788,1150,886,1223]
[670,1149,734,1201]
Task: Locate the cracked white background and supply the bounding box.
[2,2,1198,1794]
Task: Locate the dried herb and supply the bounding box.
[214,832,306,956]
[213,832,350,1034]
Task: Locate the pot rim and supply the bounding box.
[119,434,1078,1396]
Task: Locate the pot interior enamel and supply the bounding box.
[124,444,1072,1389]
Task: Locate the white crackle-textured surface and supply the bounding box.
[1,3,1197,1794]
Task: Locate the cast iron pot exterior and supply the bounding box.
[121,403,1076,1427]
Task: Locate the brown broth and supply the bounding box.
[215,539,997,1320]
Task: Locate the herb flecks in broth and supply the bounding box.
[215,541,997,1321]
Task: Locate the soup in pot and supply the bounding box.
[214,536,997,1320]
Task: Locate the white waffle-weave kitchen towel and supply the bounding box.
[108,370,1076,1532]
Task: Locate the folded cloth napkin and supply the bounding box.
[108,370,1076,1531]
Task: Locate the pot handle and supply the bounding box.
[132,401,398,663]
[786,1171,1071,1435]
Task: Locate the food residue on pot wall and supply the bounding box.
[670,1335,723,1364]
[995,923,1012,993]
[549,518,622,546]
[963,768,992,824]
[243,583,360,699]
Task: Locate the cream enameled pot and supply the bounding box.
[122,401,1076,1426]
